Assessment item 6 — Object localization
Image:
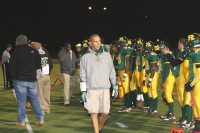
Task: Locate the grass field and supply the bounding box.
[0,63,192,133]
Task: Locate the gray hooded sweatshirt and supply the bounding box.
[79,47,116,91]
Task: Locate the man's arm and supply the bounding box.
[9,52,17,80]
[125,55,131,74]
[109,55,117,86]
[79,57,87,92]
[165,53,183,66]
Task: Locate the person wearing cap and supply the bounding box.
[79,34,118,133]
[58,42,78,105]
[32,42,53,115]
[2,44,13,89]
[9,35,44,126]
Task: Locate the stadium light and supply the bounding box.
[103,6,107,11]
[88,6,92,10]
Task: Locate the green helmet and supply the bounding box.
[75,43,82,48]
[119,40,127,47]
[82,39,89,48]
[145,41,154,52]
[155,39,166,51]
[127,39,134,48]
[135,38,144,50]
[187,33,200,48]
[119,36,128,42]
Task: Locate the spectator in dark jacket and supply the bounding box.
[58,42,77,105]
[9,35,44,126]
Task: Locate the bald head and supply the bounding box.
[31,42,41,49]
[16,35,28,45]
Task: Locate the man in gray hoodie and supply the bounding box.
[80,34,118,133]
[58,42,77,105]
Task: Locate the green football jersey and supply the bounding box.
[117,48,132,71]
[147,52,159,74]
[188,50,200,80]
[131,49,137,71]
[172,50,188,78]
[136,52,145,72]
[161,52,176,83]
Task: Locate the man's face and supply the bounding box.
[90,36,101,51]
[178,41,184,50]
[111,45,117,52]
[76,47,81,52]
[65,44,71,52]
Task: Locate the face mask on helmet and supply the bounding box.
[188,33,200,48]
[145,41,154,52]
[135,38,144,50]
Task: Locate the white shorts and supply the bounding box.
[86,89,110,113]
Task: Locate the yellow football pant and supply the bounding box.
[142,73,150,94]
[192,82,200,118]
[130,70,137,91]
[135,69,145,91]
[175,75,184,106]
[148,72,159,99]
[164,71,176,103]
[118,70,131,98]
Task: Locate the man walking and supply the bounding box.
[80,34,118,133]
[9,35,44,126]
[58,42,77,105]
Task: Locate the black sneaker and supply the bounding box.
[164,113,176,121]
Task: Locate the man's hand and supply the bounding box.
[147,78,152,88]
[185,81,195,92]
[122,73,127,82]
[81,91,87,102]
[162,49,170,54]
[142,77,146,86]
[112,85,118,98]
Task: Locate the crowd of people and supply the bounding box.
[1,33,200,133]
[75,33,200,133]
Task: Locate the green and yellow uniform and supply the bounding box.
[117,47,132,98]
[147,52,159,111]
[161,53,176,114]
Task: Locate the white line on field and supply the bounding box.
[12,89,34,133]
[115,122,128,128]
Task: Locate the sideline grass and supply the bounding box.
[0,63,192,133]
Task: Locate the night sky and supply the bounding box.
[1,0,200,57]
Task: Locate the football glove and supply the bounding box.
[112,85,118,98]
[81,91,87,102]
[185,81,195,92]
[142,77,146,86]
[147,78,152,88]
[122,73,127,82]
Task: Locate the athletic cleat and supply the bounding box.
[131,106,137,110]
[164,113,176,121]
[160,113,169,119]
[175,118,186,125]
[180,120,187,127]
[182,122,194,132]
[16,122,25,127]
[118,107,131,113]
[151,110,158,115]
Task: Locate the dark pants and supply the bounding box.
[2,62,13,89]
